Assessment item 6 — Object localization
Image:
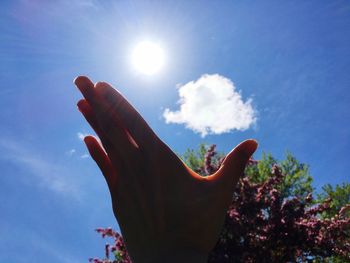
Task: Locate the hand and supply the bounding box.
[75,76,258,263]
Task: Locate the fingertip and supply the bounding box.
[74,76,95,98]
[94,81,115,99]
[220,139,258,171]
[94,81,123,101]
[83,136,101,159]
[82,135,114,186]
[94,81,109,89]
[73,76,80,84]
[74,75,92,85]
[240,139,258,158]
[83,135,96,146]
[77,99,89,112]
[77,98,85,107]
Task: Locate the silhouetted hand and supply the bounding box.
[75,76,258,263]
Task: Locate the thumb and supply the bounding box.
[212,139,258,188]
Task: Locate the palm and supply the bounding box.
[75,76,257,262]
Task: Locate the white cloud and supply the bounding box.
[66,148,76,156]
[163,74,257,137]
[80,154,89,159]
[77,132,88,141]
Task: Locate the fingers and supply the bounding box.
[210,139,258,188]
[94,81,159,151]
[77,99,104,138]
[77,98,116,157]
[84,135,116,188]
[74,76,96,103]
[75,76,137,156]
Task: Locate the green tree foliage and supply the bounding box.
[246,152,313,198]
[182,143,224,173]
[314,182,350,262]
[317,183,350,218]
[181,143,207,172]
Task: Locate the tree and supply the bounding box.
[89,228,131,263]
[89,145,350,262]
[245,152,313,198]
[317,183,350,218]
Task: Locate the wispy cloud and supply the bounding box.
[66,148,76,156]
[77,132,94,159]
[29,232,81,263]
[0,224,81,263]
[163,74,257,137]
[0,138,80,197]
[80,154,89,159]
[77,132,88,141]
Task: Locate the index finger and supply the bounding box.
[94,81,160,151]
[75,76,160,152]
[75,76,137,156]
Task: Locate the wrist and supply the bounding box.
[132,247,208,263]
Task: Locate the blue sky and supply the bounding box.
[1,0,349,262]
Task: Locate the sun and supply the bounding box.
[131,41,165,75]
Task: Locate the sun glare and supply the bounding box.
[131,41,165,75]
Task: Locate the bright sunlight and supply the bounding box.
[131,41,165,75]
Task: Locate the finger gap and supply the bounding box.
[104,101,140,149]
[124,128,139,149]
